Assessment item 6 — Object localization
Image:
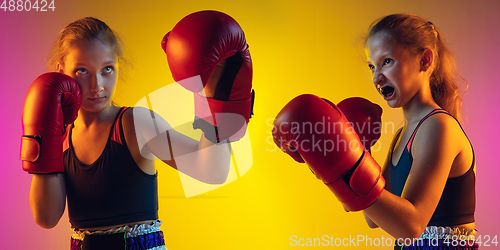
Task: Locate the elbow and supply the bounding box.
[202,165,230,185]
[30,203,64,229]
[396,224,425,240]
[409,225,425,239]
[33,214,60,229]
[205,174,228,185]
[407,220,427,239]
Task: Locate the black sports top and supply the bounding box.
[63,107,159,229]
[389,109,475,227]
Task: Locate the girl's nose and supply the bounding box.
[90,75,104,93]
[373,72,385,86]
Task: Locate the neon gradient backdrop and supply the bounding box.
[1,0,499,249]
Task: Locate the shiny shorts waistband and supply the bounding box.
[70,220,166,250]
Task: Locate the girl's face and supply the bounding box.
[366,33,426,109]
[59,39,118,113]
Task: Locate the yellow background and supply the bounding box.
[116,1,416,249]
[98,1,406,249]
[111,1,401,249]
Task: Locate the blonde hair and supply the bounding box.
[367,14,467,121]
[47,17,131,105]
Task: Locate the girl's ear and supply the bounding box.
[56,63,64,73]
[421,48,434,72]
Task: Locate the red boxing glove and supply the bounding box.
[20,73,82,174]
[337,97,383,152]
[273,94,385,211]
[162,10,254,143]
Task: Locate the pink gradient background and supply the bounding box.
[1,1,499,249]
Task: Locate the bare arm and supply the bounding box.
[159,128,231,184]
[29,174,66,229]
[124,107,231,184]
[362,114,462,239]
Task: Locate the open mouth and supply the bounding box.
[378,86,395,98]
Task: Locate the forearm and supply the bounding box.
[363,190,426,239]
[29,174,66,229]
[193,133,231,184]
[157,129,231,184]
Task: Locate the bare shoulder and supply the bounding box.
[418,112,473,175]
[120,107,157,174]
[120,106,171,147]
[120,107,138,138]
[123,107,172,133]
[121,106,174,156]
[414,112,464,150]
[121,106,149,127]
[118,107,139,149]
[410,111,468,176]
[421,111,459,129]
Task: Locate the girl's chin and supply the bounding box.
[385,92,404,108]
[80,103,112,113]
[386,99,401,109]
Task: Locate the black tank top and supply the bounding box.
[389,109,475,226]
[63,107,159,229]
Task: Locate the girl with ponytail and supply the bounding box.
[362,14,477,249]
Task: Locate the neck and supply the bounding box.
[402,86,440,125]
[75,105,120,129]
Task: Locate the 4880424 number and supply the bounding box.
[443,234,498,247]
[1,0,55,11]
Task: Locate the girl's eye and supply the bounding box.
[76,68,88,75]
[383,58,393,65]
[103,66,114,74]
[368,64,375,71]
